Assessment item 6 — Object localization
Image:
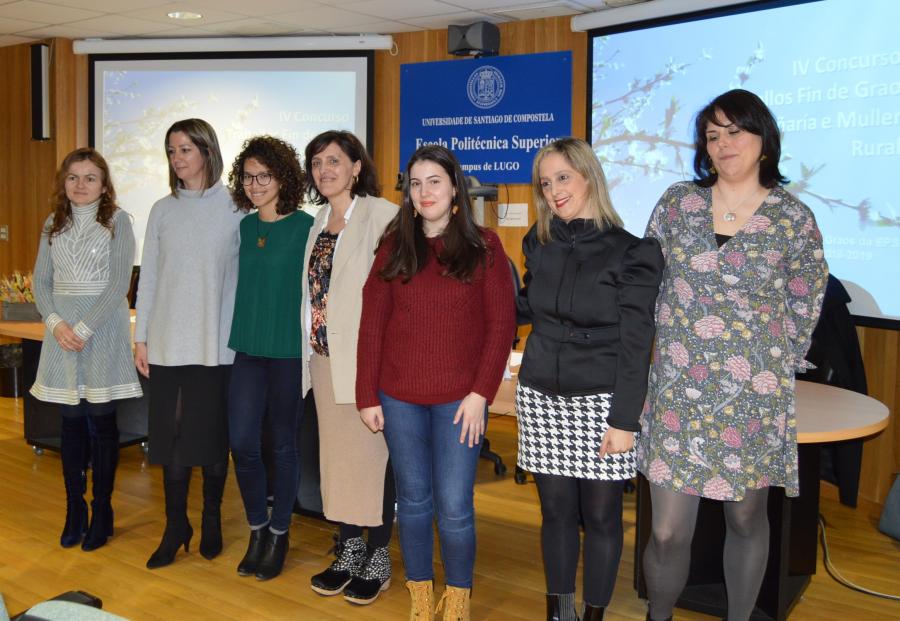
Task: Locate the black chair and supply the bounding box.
[478,256,521,476]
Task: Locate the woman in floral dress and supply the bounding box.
[637,89,828,621]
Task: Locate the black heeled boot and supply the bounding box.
[546,593,579,621]
[255,530,289,581]
[199,465,227,560]
[237,527,268,576]
[582,604,605,620]
[59,416,89,548]
[81,412,119,551]
[146,469,193,569]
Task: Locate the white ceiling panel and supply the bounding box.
[0,15,44,32]
[272,5,378,29]
[39,0,167,10]
[402,10,509,29]
[0,0,102,23]
[194,18,311,36]
[328,19,423,33]
[62,14,171,36]
[18,23,119,38]
[343,0,463,20]
[0,33,33,45]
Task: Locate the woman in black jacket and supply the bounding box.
[517,138,663,621]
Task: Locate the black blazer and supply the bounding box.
[516,217,663,432]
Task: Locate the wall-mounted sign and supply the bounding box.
[400,51,572,184]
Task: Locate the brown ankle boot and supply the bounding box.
[436,585,470,621]
[406,580,435,621]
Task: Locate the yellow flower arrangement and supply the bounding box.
[0,271,35,304]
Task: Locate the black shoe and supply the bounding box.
[81,500,114,551]
[199,467,226,560]
[146,468,192,569]
[343,545,392,605]
[146,522,193,569]
[60,499,88,548]
[237,528,268,577]
[546,593,578,621]
[255,530,289,581]
[582,604,605,620]
[310,536,367,596]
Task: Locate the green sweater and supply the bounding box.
[228,210,314,358]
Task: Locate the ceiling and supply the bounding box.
[0,0,652,48]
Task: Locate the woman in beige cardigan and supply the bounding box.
[302,130,399,607]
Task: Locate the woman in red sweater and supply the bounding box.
[356,145,515,620]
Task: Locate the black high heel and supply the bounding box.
[146,523,193,569]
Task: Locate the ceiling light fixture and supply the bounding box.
[168,11,203,20]
[72,34,394,54]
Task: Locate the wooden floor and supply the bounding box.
[0,399,898,620]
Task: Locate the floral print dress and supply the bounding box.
[308,231,339,356]
[636,182,828,500]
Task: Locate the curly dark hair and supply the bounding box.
[379,144,488,284]
[304,130,380,205]
[693,89,788,189]
[228,135,306,214]
[46,148,118,243]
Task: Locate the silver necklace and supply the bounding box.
[715,185,761,222]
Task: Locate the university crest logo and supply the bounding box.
[467,66,506,109]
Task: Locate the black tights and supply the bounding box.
[643,484,770,621]
[162,462,228,490]
[533,472,625,606]
[338,460,396,548]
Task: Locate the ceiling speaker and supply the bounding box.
[448,22,499,57]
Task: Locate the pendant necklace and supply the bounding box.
[256,212,282,248]
[715,185,761,223]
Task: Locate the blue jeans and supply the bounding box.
[380,391,484,588]
[228,353,303,532]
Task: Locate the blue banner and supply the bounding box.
[400,52,572,183]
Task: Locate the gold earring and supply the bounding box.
[451,205,459,215]
[759,154,767,162]
[413,208,419,218]
[709,165,717,175]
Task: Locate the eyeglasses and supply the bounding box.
[241,172,274,186]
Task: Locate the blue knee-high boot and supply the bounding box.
[59,415,90,548]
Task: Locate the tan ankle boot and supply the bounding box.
[435,585,470,621]
[406,580,434,621]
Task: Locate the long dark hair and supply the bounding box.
[228,135,305,215]
[46,148,118,243]
[379,145,488,283]
[304,130,380,205]
[692,89,788,188]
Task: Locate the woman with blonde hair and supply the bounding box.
[517,137,663,620]
[32,147,142,551]
[135,118,244,569]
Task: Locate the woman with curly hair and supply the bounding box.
[226,135,313,580]
[32,147,142,551]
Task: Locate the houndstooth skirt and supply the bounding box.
[516,382,637,480]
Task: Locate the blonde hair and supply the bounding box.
[531,137,622,243]
[164,118,224,195]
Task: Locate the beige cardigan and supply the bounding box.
[301,194,399,404]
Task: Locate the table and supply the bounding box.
[0,315,148,453]
[490,374,889,621]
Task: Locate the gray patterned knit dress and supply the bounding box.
[31,202,142,405]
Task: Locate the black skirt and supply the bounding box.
[147,364,231,466]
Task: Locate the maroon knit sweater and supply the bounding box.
[356,229,515,409]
